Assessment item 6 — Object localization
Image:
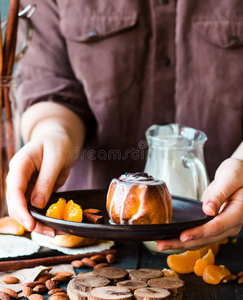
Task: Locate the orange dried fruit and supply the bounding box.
[63,200,83,222]
[194,249,215,276]
[167,250,201,274]
[203,265,231,285]
[0,216,25,235]
[46,198,66,220]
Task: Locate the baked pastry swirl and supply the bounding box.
[106,172,172,225]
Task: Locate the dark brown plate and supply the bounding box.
[29,189,213,241]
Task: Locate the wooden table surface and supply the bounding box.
[1,230,242,299]
[112,229,243,300]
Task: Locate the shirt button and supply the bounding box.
[88,30,99,37]
[229,36,239,42]
[157,0,169,4]
[161,56,171,67]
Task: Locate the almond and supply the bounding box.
[0,291,10,300]
[222,274,237,283]
[90,255,106,263]
[49,292,69,300]
[33,285,47,293]
[54,272,73,278]
[71,260,84,268]
[51,275,70,283]
[28,294,45,300]
[71,260,82,268]
[48,289,67,296]
[2,276,19,284]
[45,279,58,291]
[93,263,110,270]
[81,257,96,268]
[238,271,243,277]
[36,274,52,283]
[106,254,116,264]
[22,286,33,297]
[49,295,68,300]
[23,281,43,288]
[2,288,18,298]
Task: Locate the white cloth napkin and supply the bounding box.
[0,235,40,258]
[31,232,114,255]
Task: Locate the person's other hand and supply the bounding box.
[157,158,243,251]
[6,130,75,237]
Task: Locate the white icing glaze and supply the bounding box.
[157,185,170,223]
[108,179,133,225]
[119,173,164,186]
[128,186,146,224]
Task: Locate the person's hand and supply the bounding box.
[157,158,243,251]
[6,130,76,237]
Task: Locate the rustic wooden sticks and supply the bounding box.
[1,0,20,162]
[0,249,118,272]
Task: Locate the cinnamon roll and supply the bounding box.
[106,172,172,225]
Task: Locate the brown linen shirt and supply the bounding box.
[16,0,243,191]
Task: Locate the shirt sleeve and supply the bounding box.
[15,0,95,129]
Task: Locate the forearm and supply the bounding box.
[21,102,85,152]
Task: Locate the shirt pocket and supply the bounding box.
[192,18,243,109]
[59,10,138,103]
[193,18,243,49]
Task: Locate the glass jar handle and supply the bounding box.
[183,153,209,201]
[15,4,36,62]
[1,5,36,63]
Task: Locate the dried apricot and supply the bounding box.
[203,265,231,285]
[0,216,26,235]
[46,198,66,219]
[167,250,201,274]
[198,242,219,257]
[63,200,83,222]
[194,249,215,276]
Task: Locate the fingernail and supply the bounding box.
[157,244,171,251]
[42,230,55,238]
[181,235,193,242]
[31,195,45,209]
[207,202,216,216]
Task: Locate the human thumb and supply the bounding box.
[202,158,243,216]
